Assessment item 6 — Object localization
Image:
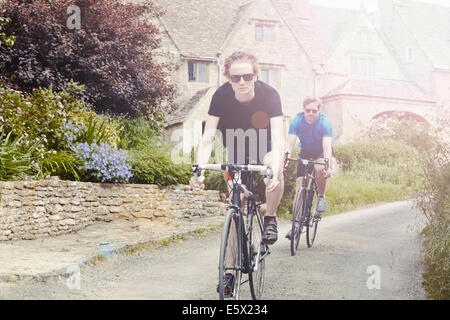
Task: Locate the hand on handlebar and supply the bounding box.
[189,175,205,191]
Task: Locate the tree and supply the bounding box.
[0,0,176,129]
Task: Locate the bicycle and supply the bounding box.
[192,163,272,300]
[285,154,329,255]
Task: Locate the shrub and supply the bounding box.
[333,138,422,193]
[129,142,191,186]
[118,116,157,150]
[204,171,228,194]
[118,117,191,186]
[38,150,81,180]
[63,110,122,149]
[0,82,127,180]
[0,83,83,157]
[334,138,421,171]
[0,127,39,180]
[413,110,450,299]
[362,112,432,152]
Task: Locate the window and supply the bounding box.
[255,25,274,42]
[350,56,375,77]
[406,46,414,63]
[260,67,280,88]
[188,61,208,83]
[356,29,371,47]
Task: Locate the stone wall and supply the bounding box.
[0,177,225,241]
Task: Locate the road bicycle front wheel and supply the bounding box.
[306,191,319,247]
[291,189,306,256]
[248,207,266,300]
[218,208,242,300]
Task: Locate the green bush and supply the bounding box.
[334,138,421,171]
[66,111,123,149]
[119,116,159,150]
[414,131,449,299]
[0,85,78,157]
[38,150,81,181]
[363,113,433,152]
[129,142,191,186]
[204,171,228,194]
[278,138,421,218]
[0,83,125,181]
[421,219,450,300]
[118,117,192,186]
[0,127,39,180]
[333,138,422,194]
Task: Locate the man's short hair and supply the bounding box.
[223,51,258,78]
[303,96,322,109]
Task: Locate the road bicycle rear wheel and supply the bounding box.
[290,189,306,256]
[306,191,319,247]
[218,209,242,300]
[249,207,266,300]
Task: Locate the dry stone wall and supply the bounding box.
[0,177,225,241]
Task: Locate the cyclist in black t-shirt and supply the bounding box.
[190,51,285,245]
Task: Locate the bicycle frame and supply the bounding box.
[227,169,267,274]
[192,164,271,275]
[286,156,329,254]
[302,162,318,210]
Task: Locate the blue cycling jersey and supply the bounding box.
[288,112,333,151]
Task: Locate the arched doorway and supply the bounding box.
[372,110,427,123]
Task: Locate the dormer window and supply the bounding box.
[255,24,274,42]
[356,29,371,47]
[406,46,414,63]
[350,55,375,77]
[188,61,208,83]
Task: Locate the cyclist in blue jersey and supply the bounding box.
[284,97,334,240]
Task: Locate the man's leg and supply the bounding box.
[262,152,284,244]
[314,159,328,212]
[315,162,326,196]
[285,176,303,240]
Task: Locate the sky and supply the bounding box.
[309,0,450,12]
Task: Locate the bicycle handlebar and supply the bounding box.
[192,164,273,177]
[284,152,329,171]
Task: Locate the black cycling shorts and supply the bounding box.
[296,149,324,178]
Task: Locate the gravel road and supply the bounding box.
[0,201,428,300]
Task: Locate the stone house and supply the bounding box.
[154,0,326,157]
[314,0,438,142]
[149,0,449,150]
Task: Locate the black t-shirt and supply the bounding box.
[208,80,283,164]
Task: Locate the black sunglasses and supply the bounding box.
[305,108,318,114]
[230,73,254,83]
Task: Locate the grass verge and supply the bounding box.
[279,174,406,219]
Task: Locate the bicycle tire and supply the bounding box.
[248,207,266,300]
[290,188,305,256]
[218,208,242,300]
[306,191,319,247]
